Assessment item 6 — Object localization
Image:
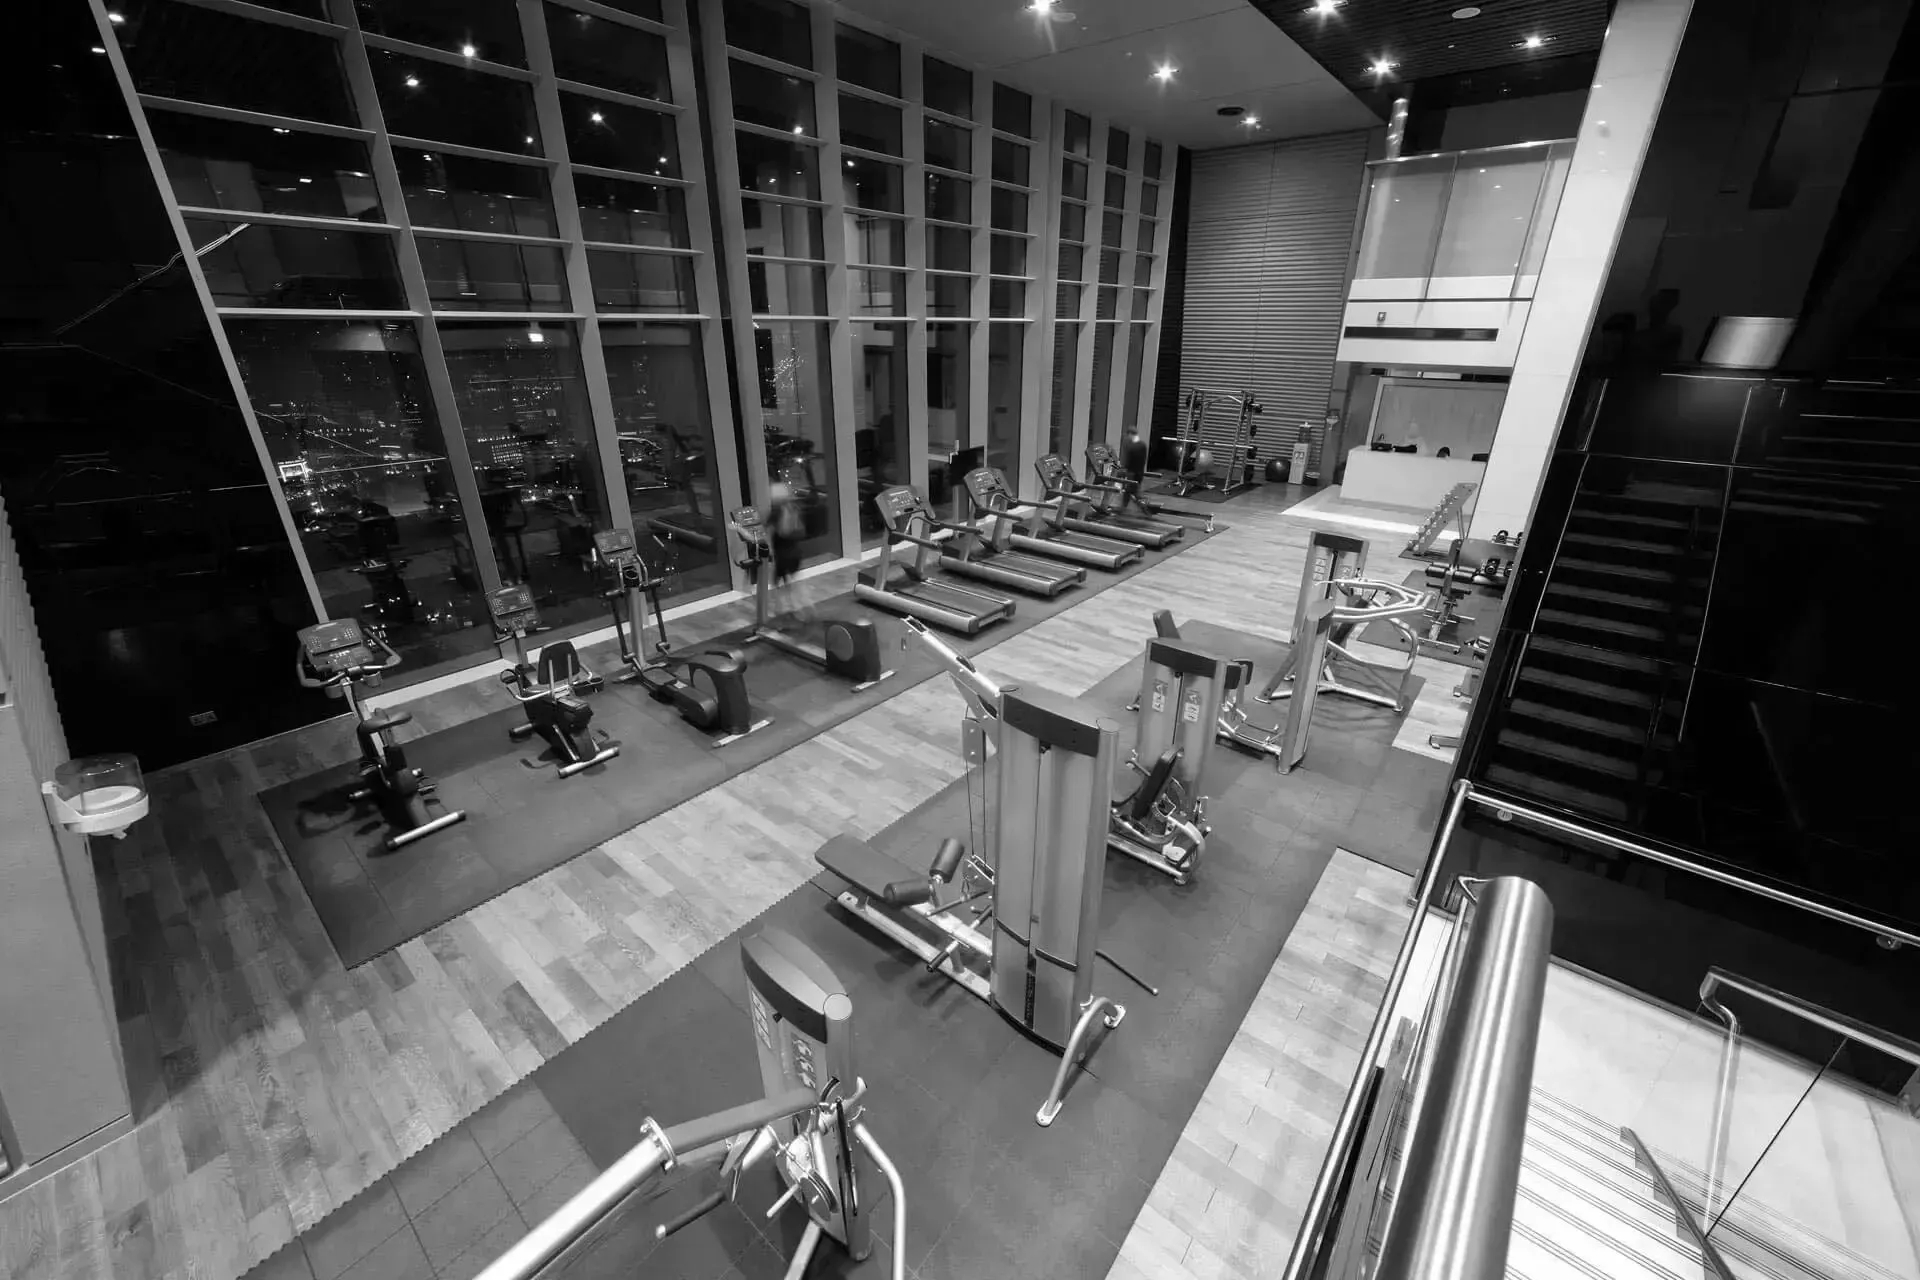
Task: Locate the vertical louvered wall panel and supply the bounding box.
[1178,131,1369,475]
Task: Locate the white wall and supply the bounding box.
[1469,0,1697,542]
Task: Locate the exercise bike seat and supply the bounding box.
[360,709,412,734]
[535,640,587,687]
[1121,747,1182,822]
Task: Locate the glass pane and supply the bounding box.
[843,156,903,213]
[187,218,404,309]
[926,173,971,223]
[850,321,910,544]
[1136,221,1157,253]
[989,279,1024,317]
[835,24,900,96]
[149,112,381,220]
[840,94,902,155]
[990,234,1028,276]
[356,0,525,65]
[748,261,828,314]
[441,322,607,625]
[1096,286,1118,319]
[928,274,972,317]
[926,323,970,463]
[925,118,971,172]
[597,0,662,18]
[850,269,906,316]
[735,130,818,199]
[991,138,1030,186]
[1059,244,1085,281]
[1107,127,1130,169]
[723,0,811,67]
[1104,169,1127,209]
[1355,156,1454,283]
[396,149,556,237]
[564,95,680,175]
[1063,110,1091,157]
[1133,252,1152,286]
[1049,321,1080,453]
[547,7,671,101]
[575,174,690,248]
[1062,159,1088,201]
[1124,322,1149,433]
[928,225,971,272]
[114,0,357,126]
[372,52,541,156]
[1132,288,1150,319]
[1099,249,1120,284]
[228,318,492,665]
[1429,148,1546,284]
[1517,142,1574,288]
[742,198,826,258]
[753,321,838,556]
[993,83,1032,137]
[990,186,1029,232]
[731,59,816,136]
[1060,202,1086,242]
[602,322,728,594]
[846,213,905,266]
[587,250,696,313]
[1141,181,1160,217]
[1056,282,1081,315]
[1144,140,1163,174]
[418,237,568,311]
[986,322,1024,475]
[1088,323,1115,443]
[925,58,973,119]
[1102,210,1123,247]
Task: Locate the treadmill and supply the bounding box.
[1071,444,1189,548]
[962,466,1144,572]
[855,486,1018,634]
[936,474,1086,599]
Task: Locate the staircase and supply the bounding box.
[1514,1089,1909,1280]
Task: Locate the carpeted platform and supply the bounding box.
[261,622,1448,1280]
[261,528,1216,967]
[1359,567,1505,667]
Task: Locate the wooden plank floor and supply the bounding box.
[0,483,1462,1280]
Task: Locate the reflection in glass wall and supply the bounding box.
[987,323,1024,477]
[851,322,911,545]
[150,112,381,218]
[395,150,556,236]
[440,322,607,627]
[1123,322,1149,437]
[602,323,729,593]
[752,321,839,559]
[1088,324,1116,445]
[188,219,406,310]
[1050,322,1080,455]
[227,319,492,665]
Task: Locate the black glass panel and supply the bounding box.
[1088,322,1115,443]
[747,262,828,314]
[1059,244,1084,281]
[1049,320,1080,453]
[1134,253,1153,286]
[925,58,973,119]
[851,320,910,542]
[986,321,1024,475]
[372,51,542,156]
[1061,159,1088,201]
[989,279,1024,317]
[742,198,826,257]
[991,138,1029,186]
[989,234,1027,276]
[927,274,971,317]
[149,111,380,220]
[928,225,970,272]
[602,321,728,594]
[547,7,672,101]
[731,59,816,136]
[395,149,556,236]
[724,0,811,67]
[597,0,663,16]
[1056,282,1081,316]
[588,250,696,313]
[1063,110,1091,157]
[356,0,526,66]
[228,319,492,665]
[1105,169,1127,208]
[575,174,690,247]
[1099,249,1120,284]
[1132,289,1150,319]
[926,172,970,222]
[846,213,905,265]
[114,0,357,126]
[1059,201,1086,242]
[835,24,900,96]
[992,82,1032,137]
[187,218,405,309]
[1102,210,1123,246]
[1141,181,1160,217]
[843,155,903,212]
[840,94,902,155]
[1096,286,1118,319]
[1136,221,1156,253]
[926,322,969,462]
[1144,140,1163,174]
[736,130,819,199]
[925,118,971,172]
[753,321,839,556]
[851,270,906,317]
[990,186,1028,232]
[564,94,680,176]
[417,237,568,311]
[1107,127,1130,168]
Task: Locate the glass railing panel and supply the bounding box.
[1352,154,1454,299]
[1514,141,1572,297]
[1428,144,1551,300]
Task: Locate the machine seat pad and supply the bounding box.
[361,710,411,734]
[816,834,920,899]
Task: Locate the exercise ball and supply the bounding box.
[1192,448,1215,473]
[1265,459,1290,482]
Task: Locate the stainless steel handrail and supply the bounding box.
[1465,784,1920,950]
[1700,968,1920,1068]
[1365,137,1576,166]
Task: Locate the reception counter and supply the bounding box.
[1341,449,1486,516]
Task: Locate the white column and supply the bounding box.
[1468,0,1693,541]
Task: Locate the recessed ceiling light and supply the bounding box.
[298,177,313,184]
[1522,33,1546,48]
[90,44,107,53]
[107,10,125,22]
[1310,0,1339,13]
[1242,115,1261,128]
[460,43,477,57]
[404,75,420,87]
[791,123,805,134]
[1028,0,1054,11]
[527,330,545,344]
[590,111,604,123]
[1451,5,1480,17]
[273,127,290,134]
[1370,58,1396,75]
[1153,63,1176,83]
[1216,105,1245,117]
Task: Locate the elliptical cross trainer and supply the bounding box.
[725,506,889,687]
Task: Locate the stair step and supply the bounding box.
[1568,509,1692,532]
[1527,635,1664,674]
[1729,500,1874,526]
[1562,532,1685,555]
[1516,667,1657,707]
[1498,730,1639,779]
[1545,582,1676,611]
[1509,699,1646,742]
[1514,1172,1700,1280]
[1554,557,1682,584]
[1483,764,1631,819]
[1537,608,1669,643]
[1783,434,1920,450]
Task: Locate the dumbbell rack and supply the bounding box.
[1403,482,1477,558]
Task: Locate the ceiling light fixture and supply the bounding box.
[461,43,477,57]
[590,111,604,123]
[404,75,420,87]
[1311,0,1339,13]
[1522,33,1546,48]
[527,330,545,344]
[273,127,290,134]
[1028,0,1055,12]
[1153,63,1176,82]
[1242,115,1261,128]
[1370,57,1396,76]
[90,44,106,53]
[791,123,805,134]
[298,177,313,184]
[1451,5,1481,17]
[107,10,126,22]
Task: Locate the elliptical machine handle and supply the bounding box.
[295,653,338,690]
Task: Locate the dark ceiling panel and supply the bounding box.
[1251,0,1614,104]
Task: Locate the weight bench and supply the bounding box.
[815,834,992,999]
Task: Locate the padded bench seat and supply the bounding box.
[815,834,920,898]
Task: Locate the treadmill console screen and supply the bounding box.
[299,619,374,674]
[1035,454,1070,487]
[730,505,764,531]
[1085,442,1116,470]
[874,487,924,526]
[963,467,1009,505]
[487,584,540,634]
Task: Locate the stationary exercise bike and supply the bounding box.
[487,585,621,778]
[592,528,764,743]
[726,506,888,687]
[296,619,467,849]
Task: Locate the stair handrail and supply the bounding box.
[1699,967,1920,1071]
